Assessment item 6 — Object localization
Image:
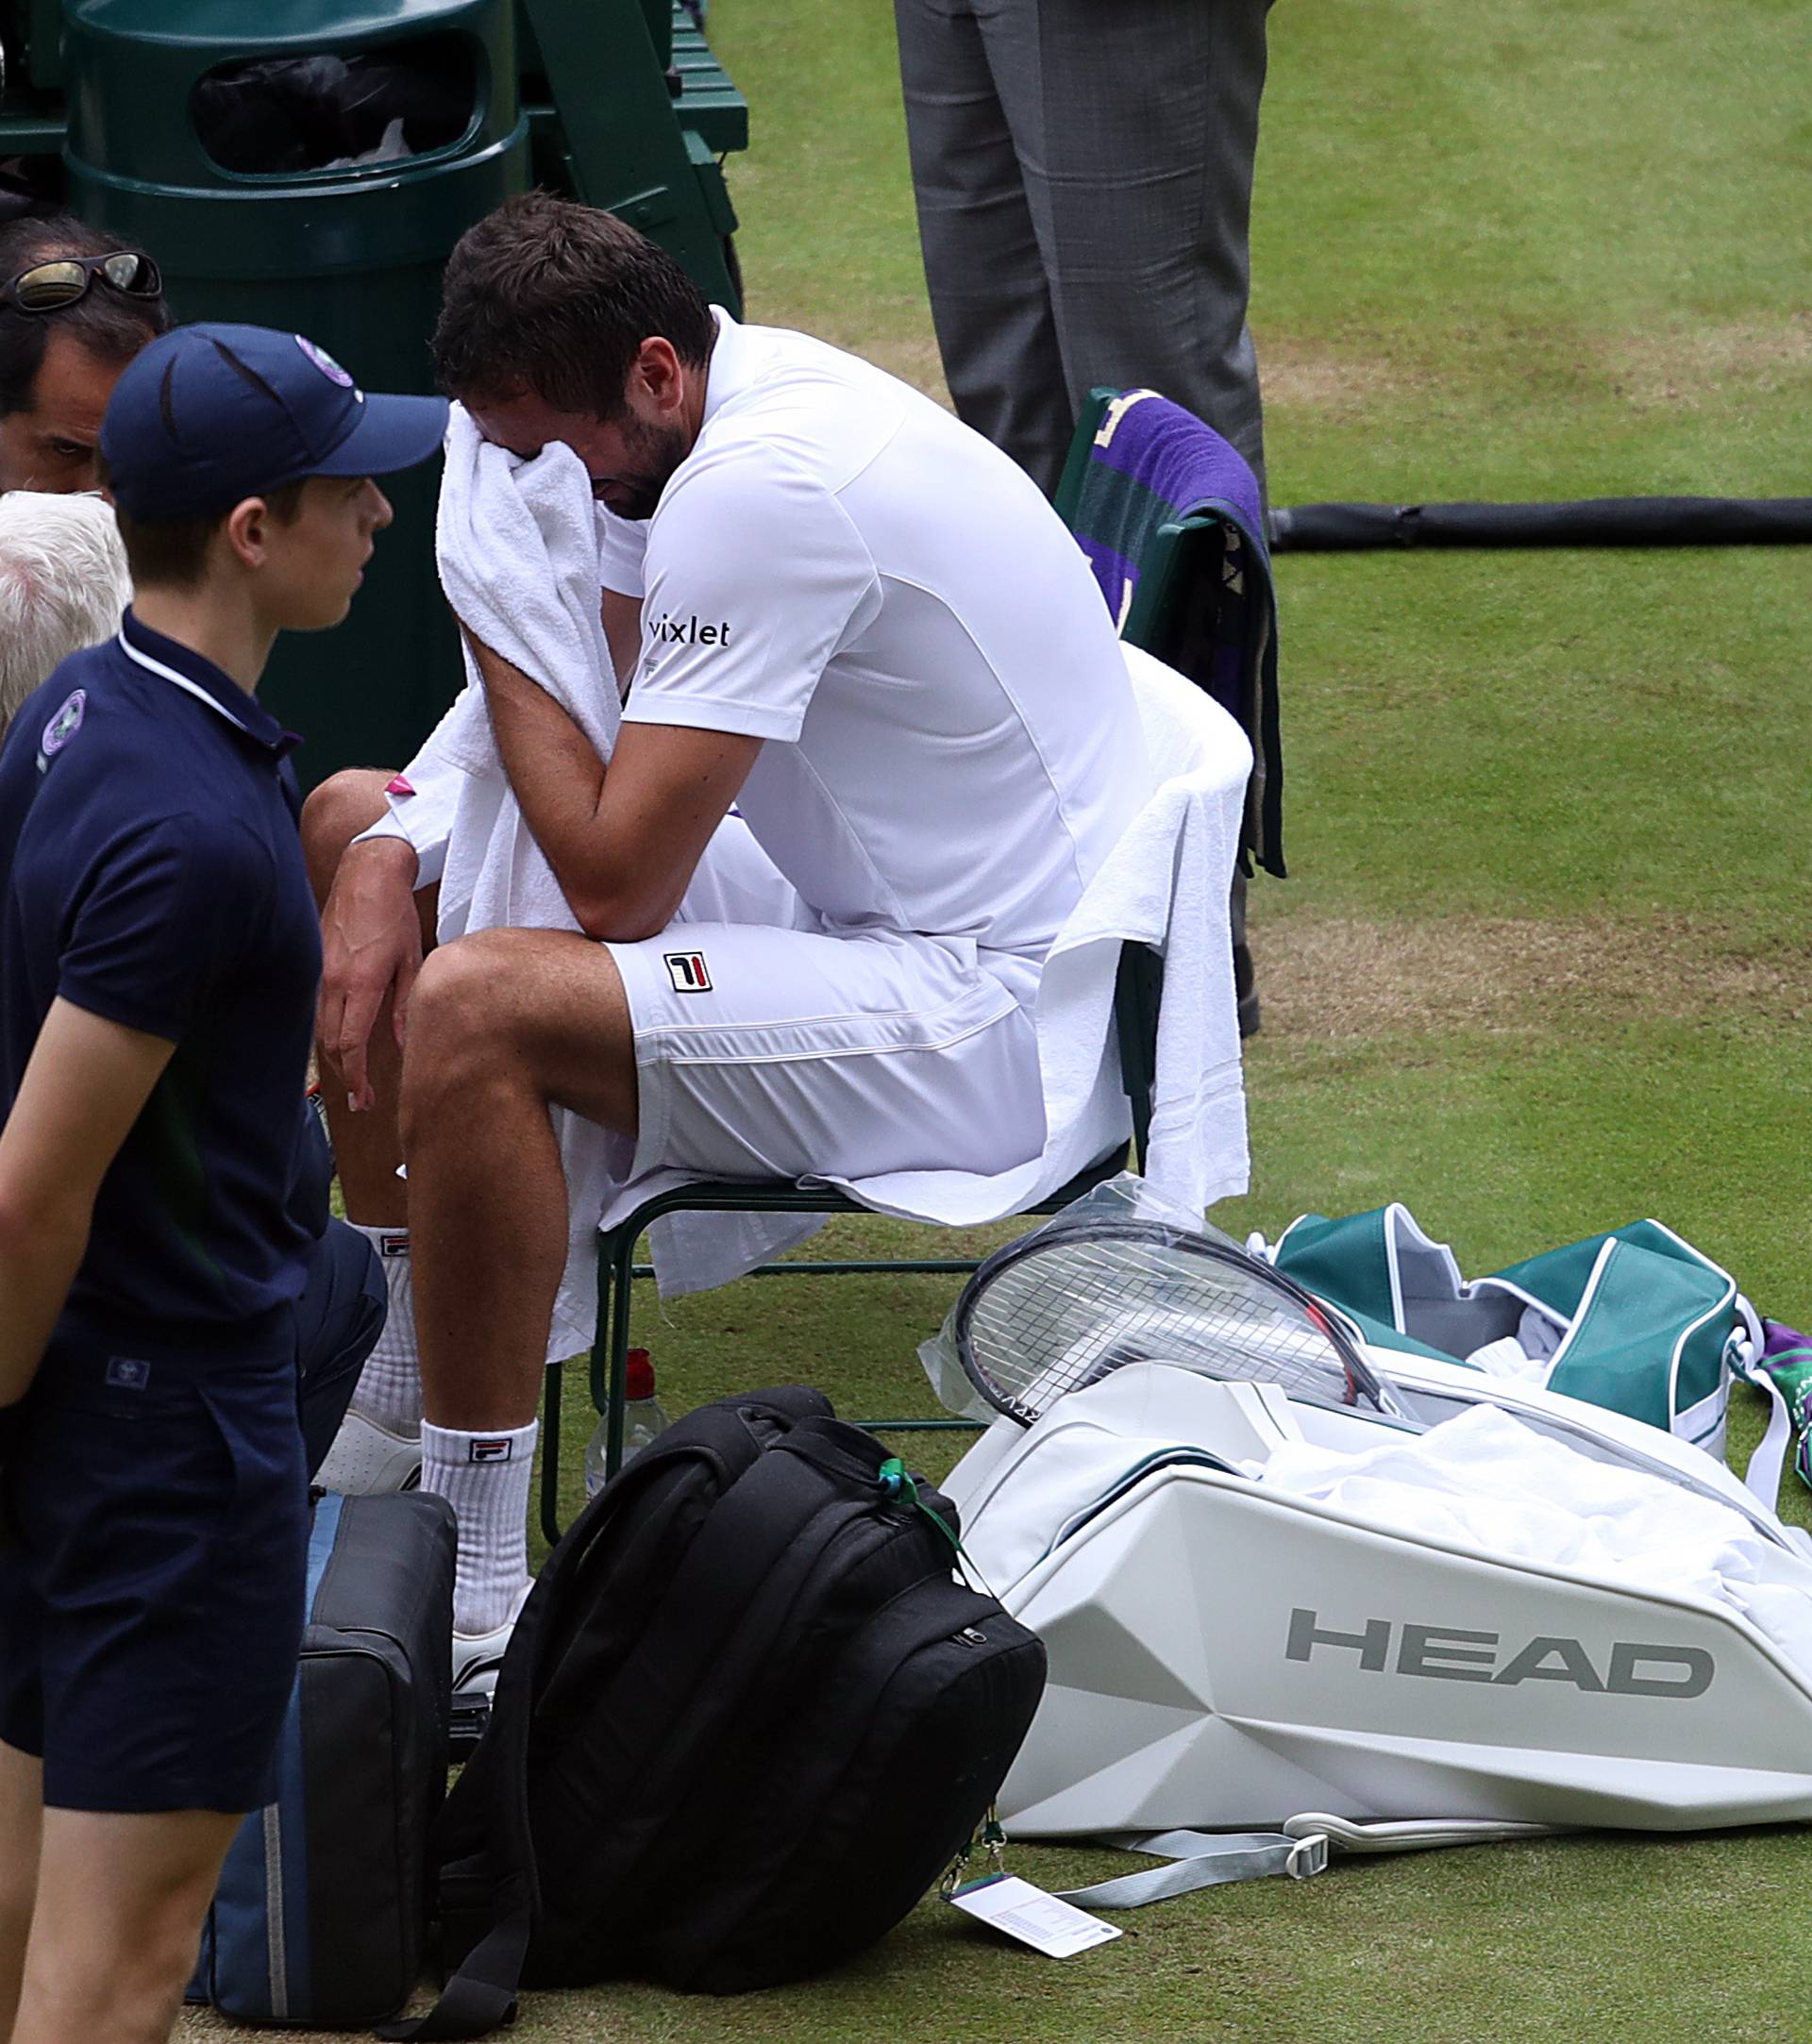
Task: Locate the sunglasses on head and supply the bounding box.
[4,250,163,316]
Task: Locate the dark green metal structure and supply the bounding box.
[0,0,748,785]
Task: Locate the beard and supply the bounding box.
[591,413,688,521]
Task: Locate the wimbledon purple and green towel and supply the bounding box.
[1761,1320,1812,1491]
[1063,389,1284,879]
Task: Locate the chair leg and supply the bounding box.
[607,1234,636,1479]
[539,1360,564,1550]
[589,1226,639,1483]
[545,1223,636,1546]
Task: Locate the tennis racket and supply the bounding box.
[951,1216,1409,1428]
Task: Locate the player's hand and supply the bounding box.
[316,837,423,1113]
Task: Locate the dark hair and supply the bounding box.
[96,456,310,591]
[432,191,714,418]
[0,213,173,420]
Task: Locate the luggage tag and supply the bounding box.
[946,1874,1122,1959]
[942,1811,1121,1959]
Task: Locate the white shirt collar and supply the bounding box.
[698,306,760,432]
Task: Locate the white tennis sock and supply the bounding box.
[422,1417,538,1635]
[347,1222,422,1438]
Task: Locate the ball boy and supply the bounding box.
[0,323,445,2044]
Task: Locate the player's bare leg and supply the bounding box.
[301,770,443,1492]
[10,1805,241,2044]
[399,926,637,1430]
[398,925,636,1652]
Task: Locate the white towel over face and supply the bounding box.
[430,403,621,944]
[428,407,645,1339]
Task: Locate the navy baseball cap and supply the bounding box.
[100,322,449,521]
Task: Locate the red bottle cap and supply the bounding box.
[625,1348,655,1402]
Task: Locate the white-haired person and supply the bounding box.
[0,491,132,738]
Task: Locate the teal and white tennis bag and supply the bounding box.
[1255,1207,1762,1481]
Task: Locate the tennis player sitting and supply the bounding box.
[0,324,445,2044]
[306,193,1155,1695]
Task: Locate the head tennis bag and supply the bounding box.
[388,1387,1045,2038]
[945,1353,1812,1890]
[188,1490,456,2027]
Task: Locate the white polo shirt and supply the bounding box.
[377,312,1151,974]
[607,311,1149,963]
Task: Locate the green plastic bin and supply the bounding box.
[62,0,531,786]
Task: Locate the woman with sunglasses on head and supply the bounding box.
[0,214,168,497]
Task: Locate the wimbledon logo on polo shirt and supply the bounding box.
[37,688,85,773]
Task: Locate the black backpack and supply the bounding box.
[389,1387,1046,2037]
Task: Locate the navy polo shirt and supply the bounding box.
[0,610,327,1349]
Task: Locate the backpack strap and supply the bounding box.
[380,1397,816,2041]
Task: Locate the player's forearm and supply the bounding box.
[468,634,748,942]
[0,1198,88,1406]
[347,695,472,889]
[467,634,670,936]
[474,644,610,876]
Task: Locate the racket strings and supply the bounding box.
[961,1231,1367,1423]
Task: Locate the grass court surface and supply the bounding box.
[186,2,1812,2036]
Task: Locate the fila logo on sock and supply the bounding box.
[379,1232,410,1258]
[468,1438,514,1464]
[664,949,713,994]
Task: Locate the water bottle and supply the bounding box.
[583,1348,671,1498]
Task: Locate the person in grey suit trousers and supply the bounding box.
[894,0,1272,506]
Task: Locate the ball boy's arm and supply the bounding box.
[0,998,175,1406]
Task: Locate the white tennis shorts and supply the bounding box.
[605,818,1048,1182]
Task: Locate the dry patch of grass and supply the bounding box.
[1256,315,1812,428]
[1257,332,1423,418]
[1258,912,1810,1038]
[1598,313,1812,412]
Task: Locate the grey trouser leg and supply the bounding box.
[895,0,1076,492]
[896,0,1272,502]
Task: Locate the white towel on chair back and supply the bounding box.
[809,644,1252,1228]
[1070,644,1251,1218]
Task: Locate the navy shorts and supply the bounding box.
[0,1223,383,1814]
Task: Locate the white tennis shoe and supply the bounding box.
[451,1581,533,1702]
[316,1408,423,1495]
